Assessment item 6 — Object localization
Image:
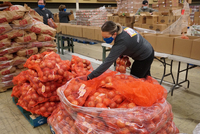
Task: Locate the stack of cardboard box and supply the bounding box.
[55,23,104,42]
[143,33,200,60]
[152,0,183,12]
[108,15,135,28]
[193,8,200,25]
[134,12,178,31]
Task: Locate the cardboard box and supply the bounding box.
[194,12,200,18]
[166,1,179,7]
[146,15,158,24]
[60,23,71,34]
[190,38,200,60]
[175,15,181,21]
[154,24,167,31]
[134,15,146,24]
[68,14,74,21]
[158,16,171,24]
[108,16,113,21]
[171,16,176,23]
[121,23,133,28]
[94,27,103,41]
[142,24,149,29]
[86,26,95,40]
[119,16,132,24]
[173,36,199,58]
[146,24,155,30]
[158,0,165,4]
[156,34,179,54]
[113,16,119,23]
[82,26,89,38]
[67,24,76,36]
[134,23,142,28]
[144,34,157,50]
[74,25,83,37]
[152,4,159,8]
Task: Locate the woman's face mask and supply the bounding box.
[38,4,45,9]
[64,8,66,12]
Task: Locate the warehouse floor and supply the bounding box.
[0,50,200,134]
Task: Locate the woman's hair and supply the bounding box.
[101,21,122,35]
[59,4,66,11]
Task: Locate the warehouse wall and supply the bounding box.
[11,2,116,14]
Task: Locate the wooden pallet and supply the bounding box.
[0,86,13,93]
[12,97,47,127]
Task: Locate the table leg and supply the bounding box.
[186,63,190,88]
[171,61,181,96]
[61,37,64,55]
[160,58,166,84]
[170,60,175,84]
[67,38,70,52]
[56,35,60,54]
[102,47,106,62]
[71,38,74,53]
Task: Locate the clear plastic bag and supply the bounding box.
[193,123,200,134]
[53,77,178,134]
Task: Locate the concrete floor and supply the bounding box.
[0,45,200,134]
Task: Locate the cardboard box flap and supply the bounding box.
[140,12,151,16]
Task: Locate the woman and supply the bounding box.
[58,4,73,23]
[87,21,154,80]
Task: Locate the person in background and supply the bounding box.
[34,0,54,25]
[59,4,73,23]
[135,0,158,15]
[87,21,154,80]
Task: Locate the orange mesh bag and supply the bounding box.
[24,52,71,82]
[111,76,167,106]
[71,55,93,77]
[115,56,131,73]
[58,77,95,106]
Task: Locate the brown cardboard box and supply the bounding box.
[86,26,95,40]
[113,16,119,23]
[171,16,176,23]
[134,23,142,28]
[175,15,181,21]
[144,34,157,50]
[154,24,167,31]
[108,16,113,21]
[146,15,158,24]
[68,14,74,21]
[121,23,133,28]
[74,25,83,37]
[152,4,159,8]
[119,16,132,24]
[142,24,148,29]
[173,36,200,58]
[166,1,179,7]
[60,23,71,34]
[94,27,103,42]
[158,16,171,24]
[82,26,89,38]
[67,24,75,36]
[134,15,146,24]
[156,34,179,54]
[158,0,165,4]
[194,12,199,18]
[190,38,200,60]
[146,24,155,30]
[158,4,166,10]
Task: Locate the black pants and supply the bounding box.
[130,49,154,78]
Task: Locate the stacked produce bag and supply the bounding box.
[75,6,107,27]
[116,0,141,14]
[48,70,180,134]
[0,3,57,92]
[11,52,93,117]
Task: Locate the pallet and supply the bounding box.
[49,125,56,134]
[12,97,47,127]
[0,86,13,93]
[76,39,97,45]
